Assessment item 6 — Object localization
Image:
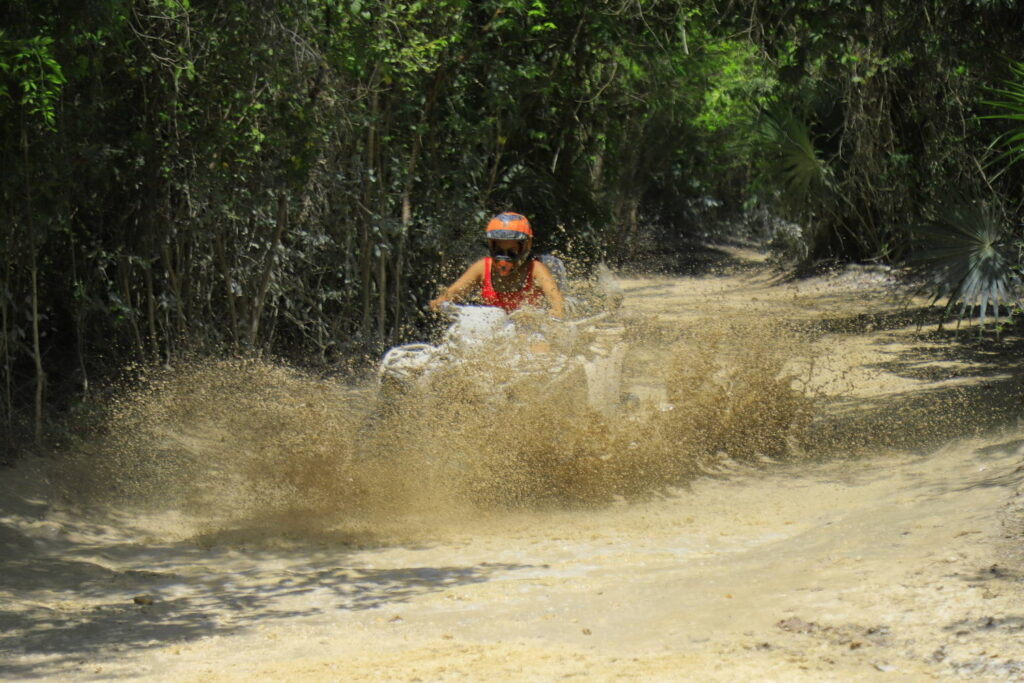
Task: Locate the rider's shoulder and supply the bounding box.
[531,255,565,283]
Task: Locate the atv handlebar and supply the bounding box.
[434,301,606,328]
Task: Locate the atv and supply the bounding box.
[378,283,626,418]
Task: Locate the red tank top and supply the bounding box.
[481,258,542,312]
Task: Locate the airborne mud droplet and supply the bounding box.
[59,316,816,543]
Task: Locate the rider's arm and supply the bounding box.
[532,261,565,319]
[428,259,485,311]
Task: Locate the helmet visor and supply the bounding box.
[486,229,531,241]
[486,212,533,241]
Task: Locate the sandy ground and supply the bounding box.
[2,247,1024,681]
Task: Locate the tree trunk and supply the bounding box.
[395,119,426,343]
[144,265,159,360]
[122,259,146,361]
[22,126,45,442]
[1,265,12,439]
[361,89,380,337]
[161,243,182,356]
[377,249,387,343]
[69,230,89,398]
[215,232,240,347]
[30,255,45,443]
[248,194,287,347]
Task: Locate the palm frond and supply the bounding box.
[759,104,831,200]
[981,60,1024,168]
[909,202,1022,328]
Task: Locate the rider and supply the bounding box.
[429,212,565,319]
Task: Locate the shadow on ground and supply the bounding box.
[804,323,1023,457]
[0,498,533,679]
[618,242,768,278]
[796,304,943,336]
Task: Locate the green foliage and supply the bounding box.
[0,32,66,128]
[747,1,1024,267]
[760,104,831,203]
[982,60,1024,169]
[4,0,1024,437]
[0,0,715,435]
[695,40,774,136]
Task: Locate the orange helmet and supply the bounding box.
[486,212,533,240]
[485,212,533,277]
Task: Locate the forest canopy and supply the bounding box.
[3,0,1024,445]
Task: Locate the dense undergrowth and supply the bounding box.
[3,1,1024,449]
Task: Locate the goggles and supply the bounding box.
[490,244,524,260]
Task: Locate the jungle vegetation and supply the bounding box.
[3,0,1024,447]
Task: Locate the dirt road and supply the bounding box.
[2,248,1023,681]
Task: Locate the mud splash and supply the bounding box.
[60,317,816,541]
[13,260,1024,683]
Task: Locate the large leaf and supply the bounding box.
[759,104,831,201]
[982,60,1024,169]
[909,203,1021,327]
